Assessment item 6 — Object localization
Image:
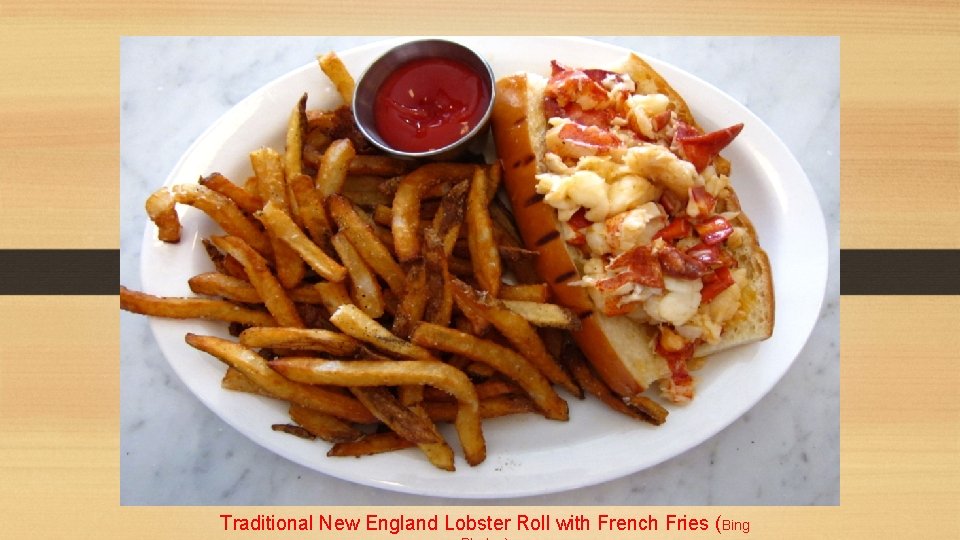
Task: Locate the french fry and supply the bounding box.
[185,334,375,423]
[348,387,440,445]
[406,405,456,471]
[422,394,537,423]
[451,279,578,395]
[199,172,264,214]
[250,147,305,288]
[329,304,437,362]
[221,366,274,396]
[422,228,454,327]
[288,404,363,443]
[327,194,404,292]
[331,232,384,318]
[499,283,550,302]
[316,139,356,198]
[239,327,359,356]
[391,262,428,338]
[485,161,502,204]
[348,155,409,177]
[284,93,308,186]
[188,272,342,306]
[502,300,581,331]
[466,167,502,296]
[210,235,304,328]
[410,323,569,421]
[327,431,415,457]
[432,180,469,257]
[287,173,332,244]
[145,187,181,242]
[271,424,316,440]
[157,185,274,257]
[120,286,275,326]
[391,163,476,261]
[317,52,354,106]
[256,200,347,282]
[271,358,485,466]
[309,281,353,314]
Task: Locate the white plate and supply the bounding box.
[140,37,828,498]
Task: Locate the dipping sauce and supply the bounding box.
[373,57,491,153]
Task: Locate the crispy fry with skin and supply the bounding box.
[250,147,305,288]
[287,173,332,244]
[120,286,276,326]
[348,155,409,177]
[272,424,316,439]
[256,200,347,282]
[331,232,384,318]
[316,139,356,198]
[392,163,476,261]
[317,52,355,106]
[284,93,308,189]
[239,327,359,355]
[406,404,456,471]
[272,358,485,466]
[199,172,264,214]
[289,404,362,443]
[184,334,375,423]
[451,279,578,395]
[160,184,274,257]
[432,180,469,257]
[145,187,180,242]
[327,431,415,457]
[221,366,274,396]
[392,262,428,338]
[501,300,581,331]
[410,323,569,421]
[188,272,338,305]
[328,194,404,292]
[329,304,437,362]
[499,283,550,303]
[422,394,537,423]
[466,167,501,296]
[422,228,455,327]
[348,387,440,445]
[210,235,304,328]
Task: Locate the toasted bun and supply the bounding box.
[491,54,774,398]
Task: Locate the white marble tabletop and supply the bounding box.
[120,36,839,505]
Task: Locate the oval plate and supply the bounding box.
[140,37,828,498]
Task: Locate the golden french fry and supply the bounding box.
[432,180,469,257]
[210,235,304,328]
[317,52,354,106]
[410,323,568,421]
[391,262,428,338]
[271,358,485,466]
[327,194,405,292]
[163,184,274,257]
[466,167,501,296]
[185,334,375,423]
[256,200,347,282]
[422,395,537,423]
[199,172,264,214]
[308,281,353,314]
[289,404,362,443]
[145,187,180,242]
[250,147,305,288]
[499,283,550,303]
[329,304,437,361]
[391,163,476,261]
[239,327,359,356]
[316,139,356,198]
[188,272,344,306]
[120,286,275,326]
[407,404,456,471]
[348,155,410,177]
[330,232,384,318]
[284,93,308,185]
[327,431,415,457]
[451,279,578,395]
[221,366,275,396]
[350,386,448,461]
[485,161,502,204]
[422,227,454,327]
[501,300,581,331]
[287,173,332,244]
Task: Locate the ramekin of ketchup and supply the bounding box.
[353,40,495,159]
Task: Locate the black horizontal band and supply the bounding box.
[0,249,955,296]
[840,249,960,295]
[0,249,118,295]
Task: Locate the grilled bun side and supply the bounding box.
[492,74,669,396]
[616,53,775,356]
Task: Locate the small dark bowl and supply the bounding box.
[352,39,496,160]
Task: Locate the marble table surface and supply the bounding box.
[120,36,839,505]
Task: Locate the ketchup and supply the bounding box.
[373,57,490,153]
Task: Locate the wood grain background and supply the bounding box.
[1,1,957,538]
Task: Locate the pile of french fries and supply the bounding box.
[121,53,667,471]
